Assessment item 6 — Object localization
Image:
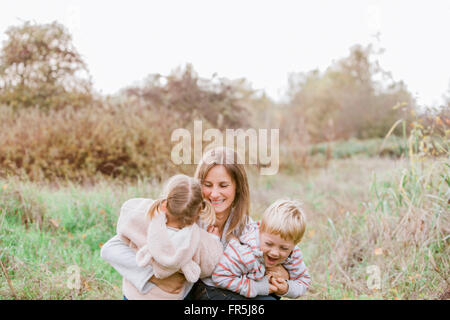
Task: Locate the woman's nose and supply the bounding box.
[210,187,220,198]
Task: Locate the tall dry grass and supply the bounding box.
[0,102,192,183]
[0,154,448,299]
[247,114,449,299]
[250,153,448,299]
[0,96,448,300]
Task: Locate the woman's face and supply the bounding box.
[202,165,236,216]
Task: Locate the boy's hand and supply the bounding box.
[270,277,289,296]
[268,275,278,294]
[269,283,278,294]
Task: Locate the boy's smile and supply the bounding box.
[259,231,295,267]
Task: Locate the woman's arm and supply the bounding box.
[100,235,156,294]
[101,235,187,294]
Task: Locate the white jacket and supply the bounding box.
[116,198,223,300]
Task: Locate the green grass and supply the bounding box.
[0,154,448,300]
[0,178,163,299]
[307,137,406,159]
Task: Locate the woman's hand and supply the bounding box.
[207,225,220,237]
[265,264,289,280]
[149,273,186,294]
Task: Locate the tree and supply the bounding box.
[125,64,252,129]
[0,21,93,110]
[287,44,416,142]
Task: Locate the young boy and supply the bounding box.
[212,199,311,299]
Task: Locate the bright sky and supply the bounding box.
[1,0,449,107]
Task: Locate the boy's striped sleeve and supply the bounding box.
[282,248,311,298]
[212,239,269,298]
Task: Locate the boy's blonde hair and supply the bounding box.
[148,174,215,227]
[260,199,306,244]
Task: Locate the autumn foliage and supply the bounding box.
[0,21,448,182]
[0,21,93,111]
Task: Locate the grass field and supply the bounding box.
[0,154,448,300]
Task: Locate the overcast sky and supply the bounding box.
[1,0,449,107]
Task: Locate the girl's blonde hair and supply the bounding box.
[194,146,250,240]
[260,199,306,244]
[148,174,215,227]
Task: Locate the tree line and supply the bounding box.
[0,21,448,181]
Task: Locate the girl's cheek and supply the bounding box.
[202,187,211,196]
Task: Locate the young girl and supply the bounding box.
[115,174,223,300]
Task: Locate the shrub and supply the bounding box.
[0,102,189,182]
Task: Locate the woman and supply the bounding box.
[101,146,287,300]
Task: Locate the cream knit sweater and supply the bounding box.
[116,198,223,300]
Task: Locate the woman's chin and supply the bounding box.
[212,203,229,214]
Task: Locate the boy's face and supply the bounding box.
[259,231,295,267]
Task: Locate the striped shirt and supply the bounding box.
[196,209,254,288]
[212,222,311,299]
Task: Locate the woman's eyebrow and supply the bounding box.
[203,180,231,184]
